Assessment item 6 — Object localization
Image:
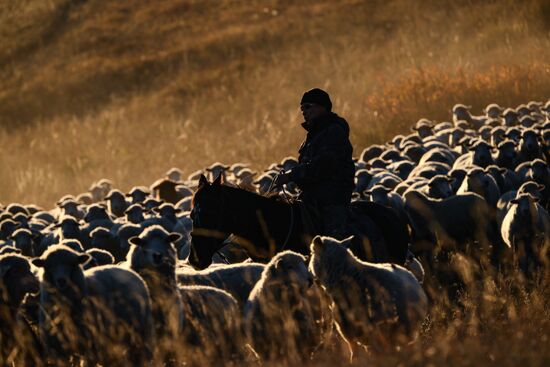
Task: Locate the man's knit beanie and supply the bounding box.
[300,88,332,112]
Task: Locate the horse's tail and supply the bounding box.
[350,201,409,265]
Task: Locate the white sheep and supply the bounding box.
[244,250,328,364]
[32,245,154,365]
[500,193,550,275]
[128,225,243,362]
[177,261,265,306]
[309,236,427,358]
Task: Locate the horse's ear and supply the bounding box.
[311,235,324,251]
[198,174,209,188]
[341,235,354,248]
[213,173,224,186]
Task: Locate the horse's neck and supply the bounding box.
[222,187,292,246]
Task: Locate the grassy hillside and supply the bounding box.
[0,0,549,207]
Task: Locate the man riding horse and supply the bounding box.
[274,88,355,239]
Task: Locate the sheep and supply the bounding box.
[90,227,126,262]
[457,168,501,207]
[494,139,518,169]
[83,248,115,270]
[166,167,183,182]
[309,236,427,357]
[244,250,327,363]
[32,245,153,365]
[126,225,185,360]
[425,175,454,199]
[205,162,230,182]
[402,144,427,164]
[408,161,450,180]
[496,181,545,227]
[178,285,243,362]
[517,129,543,163]
[126,186,150,204]
[280,156,298,171]
[104,189,128,218]
[490,126,507,147]
[176,262,265,306]
[366,171,402,191]
[82,204,114,233]
[150,178,183,204]
[10,228,36,257]
[124,204,146,224]
[0,254,41,366]
[0,218,19,241]
[501,193,550,276]
[354,169,373,196]
[128,225,242,362]
[360,145,385,163]
[386,160,415,180]
[404,191,502,263]
[411,118,434,139]
[484,103,502,119]
[142,198,163,212]
[453,140,495,169]
[55,197,85,220]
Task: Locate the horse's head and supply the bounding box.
[189,174,230,270]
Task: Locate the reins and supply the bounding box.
[269,171,295,251]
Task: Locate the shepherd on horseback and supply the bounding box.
[273,88,355,239]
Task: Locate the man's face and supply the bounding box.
[301,103,327,123]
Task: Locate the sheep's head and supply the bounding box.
[10,228,35,257]
[32,245,89,296]
[129,225,180,275]
[428,175,454,199]
[510,194,539,218]
[0,254,39,307]
[469,140,494,168]
[517,181,545,201]
[309,235,353,282]
[267,251,312,289]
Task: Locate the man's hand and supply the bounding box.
[273,172,291,187]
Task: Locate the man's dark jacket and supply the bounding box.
[289,112,355,206]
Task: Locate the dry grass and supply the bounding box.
[0,3,549,362]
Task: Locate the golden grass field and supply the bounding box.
[0,1,549,365]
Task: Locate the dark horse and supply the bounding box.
[189,174,409,270]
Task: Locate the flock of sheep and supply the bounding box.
[0,99,549,366]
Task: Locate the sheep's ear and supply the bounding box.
[128,236,143,247]
[341,236,354,248]
[78,253,91,265]
[198,174,209,188]
[32,258,45,268]
[273,257,284,270]
[169,233,182,244]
